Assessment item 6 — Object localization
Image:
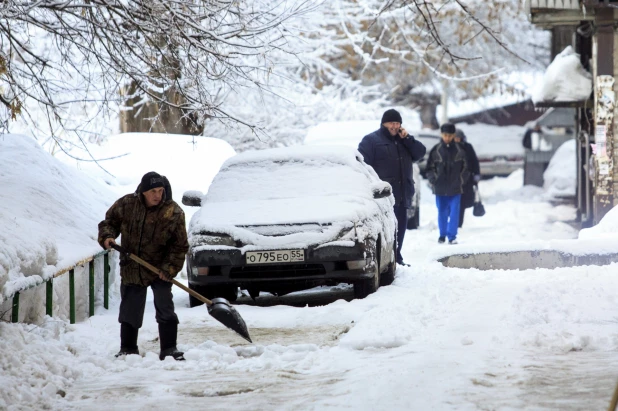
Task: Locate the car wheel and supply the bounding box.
[189,284,238,307]
[353,259,380,299]
[379,244,396,286]
[407,206,420,229]
[188,283,207,307]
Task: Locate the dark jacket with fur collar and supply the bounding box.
[98,184,188,286]
[425,141,470,197]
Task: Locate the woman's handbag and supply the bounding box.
[472,185,485,217]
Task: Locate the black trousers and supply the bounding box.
[119,281,179,329]
[393,205,408,263]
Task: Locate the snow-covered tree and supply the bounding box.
[1,0,548,153]
[307,0,549,128]
[206,0,549,150]
[0,0,314,153]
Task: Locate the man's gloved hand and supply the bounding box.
[473,174,482,183]
[158,264,174,282]
[157,270,172,282]
[103,238,116,250]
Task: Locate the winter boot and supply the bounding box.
[158,322,185,361]
[115,322,140,357]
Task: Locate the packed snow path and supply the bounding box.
[5,171,618,410]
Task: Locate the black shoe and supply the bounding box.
[159,347,185,361]
[438,236,445,244]
[115,347,139,358]
[397,260,410,267]
[449,238,458,244]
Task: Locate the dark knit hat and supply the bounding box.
[440,123,456,134]
[455,128,466,141]
[381,109,403,125]
[140,171,165,193]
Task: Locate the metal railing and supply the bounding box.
[7,249,111,324]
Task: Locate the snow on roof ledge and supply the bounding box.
[532,46,592,104]
[526,0,580,9]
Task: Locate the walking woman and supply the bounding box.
[454,129,480,228]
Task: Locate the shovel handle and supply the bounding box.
[169,278,213,307]
[109,243,213,306]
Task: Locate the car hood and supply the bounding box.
[188,195,391,249]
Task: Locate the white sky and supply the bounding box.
[2,130,618,410]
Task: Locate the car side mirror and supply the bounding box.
[372,183,392,199]
[182,190,203,207]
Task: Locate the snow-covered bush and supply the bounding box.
[543,139,576,199]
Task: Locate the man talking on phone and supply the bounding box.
[358,109,426,267]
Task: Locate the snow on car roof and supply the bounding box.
[221,145,365,169]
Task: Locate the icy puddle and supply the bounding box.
[63,323,351,411]
[66,367,346,411]
[461,351,618,410]
[141,323,353,352]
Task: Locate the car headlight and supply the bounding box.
[192,232,236,247]
[346,258,371,270]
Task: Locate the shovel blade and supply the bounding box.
[207,297,252,343]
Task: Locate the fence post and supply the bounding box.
[11,293,19,323]
[46,280,53,317]
[89,260,95,317]
[69,269,75,324]
[104,253,109,310]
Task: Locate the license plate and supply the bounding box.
[246,250,304,264]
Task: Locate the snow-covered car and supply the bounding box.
[182,146,397,303]
[305,120,423,230]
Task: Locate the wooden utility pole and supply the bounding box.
[592,8,616,224]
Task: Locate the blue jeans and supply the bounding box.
[435,195,461,241]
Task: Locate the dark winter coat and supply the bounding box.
[522,129,533,150]
[358,126,426,208]
[460,142,480,209]
[98,185,189,287]
[425,141,470,197]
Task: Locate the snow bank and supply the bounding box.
[579,203,618,241]
[543,139,577,198]
[0,134,117,318]
[54,133,237,224]
[533,46,592,103]
[0,321,87,409]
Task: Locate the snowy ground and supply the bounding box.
[3,163,618,410]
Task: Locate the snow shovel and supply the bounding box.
[110,243,252,343]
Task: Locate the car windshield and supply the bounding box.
[205,159,373,203]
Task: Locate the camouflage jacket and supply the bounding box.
[98,192,189,286]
